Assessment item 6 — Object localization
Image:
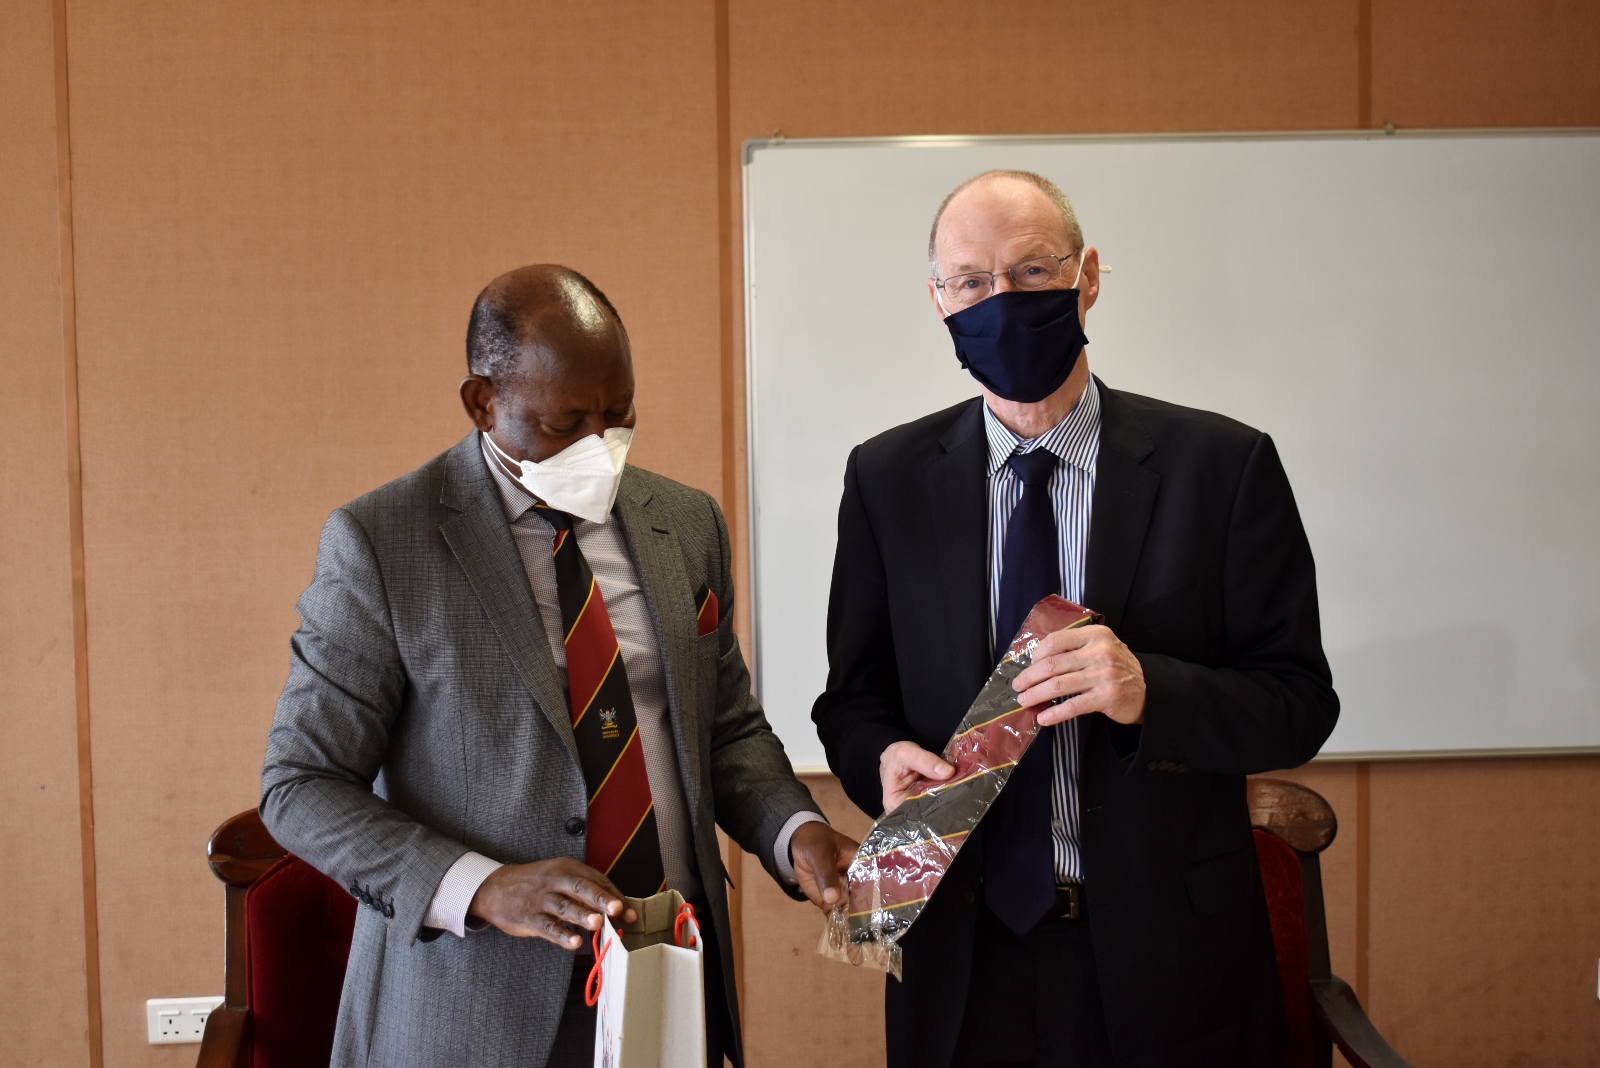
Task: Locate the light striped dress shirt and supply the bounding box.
[983,378,1102,886]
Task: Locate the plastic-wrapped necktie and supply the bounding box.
[819,594,1101,979]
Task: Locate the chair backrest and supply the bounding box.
[245,856,356,1068]
[1248,777,1339,1068]
[1255,828,1315,1067]
[203,811,354,1068]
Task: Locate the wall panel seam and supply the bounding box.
[1357,0,1373,128]
[51,0,103,1063]
[1354,760,1370,1009]
[713,0,747,1031]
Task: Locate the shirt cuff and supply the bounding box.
[422,851,504,938]
[773,811,830,885]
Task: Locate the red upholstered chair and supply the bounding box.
[1248,778,1411,1068]
[196,810,356,1068]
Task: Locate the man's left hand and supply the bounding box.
[788,822,858,910]
[1012,623,1146,726]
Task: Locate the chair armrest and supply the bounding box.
[195,1005,248,1068]
[1312,976,1411,1068]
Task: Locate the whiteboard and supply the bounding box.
[743,131,1600,768]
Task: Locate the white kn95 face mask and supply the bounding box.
[483,426,633,525]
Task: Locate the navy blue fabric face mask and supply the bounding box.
[944,288,1088,404]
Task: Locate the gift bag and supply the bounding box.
[588,889,705,1068]
[819,594,1100,979]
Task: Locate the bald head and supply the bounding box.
[466,264,627,381]
[459,264,637,464]
[921,169,1101,438]
[928,170,1083,275]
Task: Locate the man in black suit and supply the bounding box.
[812,171,1339,1067]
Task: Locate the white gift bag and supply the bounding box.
[588,890,705,1068]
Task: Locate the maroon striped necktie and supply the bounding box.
[537,505,666,897]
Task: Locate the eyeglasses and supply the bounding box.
[934,252,1079,310]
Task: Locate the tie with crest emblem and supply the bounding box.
[536,505,665,896]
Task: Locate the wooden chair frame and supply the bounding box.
[1249,777,1411,1068]
[195,810,289,1068]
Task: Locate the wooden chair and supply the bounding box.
[196,810,355,1068]
[1249,777,1410,1068]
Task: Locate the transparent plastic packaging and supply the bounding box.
[819,594,1100,979]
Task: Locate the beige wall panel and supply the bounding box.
[0,1,94,1065]
[1364,757,1600,1066]
[728,0,1360,140]
[1373,0,1600,128]
[740,775,881,1068]
[60,1,719,1062]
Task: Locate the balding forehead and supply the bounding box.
[485,266,571,315]
[555,275,612,333]
[466,263,628,380]
[928,169,1084,270]
[944,176,1064,231]
[489,268,617,339]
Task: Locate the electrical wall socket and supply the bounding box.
[146,996,223,1044]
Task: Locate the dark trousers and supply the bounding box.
[949,902,1116,1068]
[545,897,732,1068]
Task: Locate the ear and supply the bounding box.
[926,277,950,321]
[1078,246,1101,319]
[459,375,497,432]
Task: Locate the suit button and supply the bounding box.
[965,889,977,906]
[565,817,586,836]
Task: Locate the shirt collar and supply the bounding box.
[983,377,1102,478]
[480,432,539,523]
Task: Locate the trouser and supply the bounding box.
[544,896,732,1068]
[949,900,1117,1068]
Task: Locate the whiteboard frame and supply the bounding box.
[741,127,1600,769]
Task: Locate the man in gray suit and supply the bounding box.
[261,264,857,1068]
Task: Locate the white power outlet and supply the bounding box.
[146,996,223,1044]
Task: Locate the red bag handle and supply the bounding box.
[587,901,700,1008]
[584,927,613,1007]
[673,901,699,948]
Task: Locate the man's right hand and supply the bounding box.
[879,740,954,815]
[468,858,637,950]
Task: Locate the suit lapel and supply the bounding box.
[1084,381,1160,633]
[438,433,579,765]
[924,399,992,692]
[613,472,704,818]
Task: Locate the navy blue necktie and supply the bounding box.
[983,448,1062,935]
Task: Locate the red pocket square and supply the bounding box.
[695,585,719,637]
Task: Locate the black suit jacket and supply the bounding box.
[812,380,1339,1068]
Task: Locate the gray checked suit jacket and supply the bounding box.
[260,431,818,1068]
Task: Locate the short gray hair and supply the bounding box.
[927,170,1084,274]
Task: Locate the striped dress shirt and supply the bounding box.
[983,378,1102,885]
